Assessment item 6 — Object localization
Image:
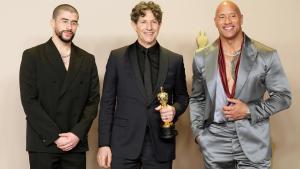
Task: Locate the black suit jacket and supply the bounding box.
[98,43,189,161]
[20,39,100,153]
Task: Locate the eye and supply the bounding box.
[71,21,78,26]
[62,20,68,24]
[219,15,225,19]
[152,20,158,24]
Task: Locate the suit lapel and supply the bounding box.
[128,43,169,105]
[151,46,169,104]
[128,44,148,101]
[234,35,257,98]
[59,44,83,97]
[44,39,67,81]
[204,41,219,103]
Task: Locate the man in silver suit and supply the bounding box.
[190,1,291,168]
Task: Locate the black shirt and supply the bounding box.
[136,41,160,90]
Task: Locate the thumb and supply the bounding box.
[227,98,239,104]
[155,105,162,111]
[59,133,69,137]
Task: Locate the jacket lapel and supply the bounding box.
[234,35,257,98]
[44,39,67,82]
[151,46,169,104]
[128,43,169,105]
[128,44,148,101]
[59,44,83,97]
[204,40,219,104]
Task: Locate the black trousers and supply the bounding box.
[111,128,172,169]
[29,152,86,169]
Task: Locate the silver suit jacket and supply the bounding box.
[189,34,292,162]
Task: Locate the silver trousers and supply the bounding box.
[197,122,271,169]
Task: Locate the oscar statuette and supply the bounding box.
[157,87,177,139]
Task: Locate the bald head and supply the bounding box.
[214,0,244,40]
[215,1,241,17]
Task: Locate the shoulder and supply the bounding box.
[22,41,48,60]
[23,41,47,54]
[72,44,95,60]
[246,37,282,69]
[194,41,217,59]
[193,41,218,66]
[110,45,129,57]
[249,38,279,66]
[160,46,183,61]
[250,39,276,55]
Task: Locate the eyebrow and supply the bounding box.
[218,12,238,15]
[61,18,78,22]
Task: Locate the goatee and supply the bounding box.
[56,30,75,43]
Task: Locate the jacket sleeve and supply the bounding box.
[189,56,206,137]
[248,50,292,124]
[98,52,118,147]
[71,56,100,140]
[20,49,60,146]
[172,56,189,122]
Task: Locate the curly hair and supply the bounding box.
[130,1,163,24]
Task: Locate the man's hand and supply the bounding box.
[223,98,249,121]
[155,105,176,122]
[97,146,112,168]
[55,132,79,151]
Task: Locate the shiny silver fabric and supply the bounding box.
[190,34,292,163]
[197,122,271,169]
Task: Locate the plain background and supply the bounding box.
[0,0,299,168]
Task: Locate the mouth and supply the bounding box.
[223,25,235,31]
[63,31,73,37]
[144,32,154,36]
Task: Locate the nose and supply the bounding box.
[224,16,232,24]
[66,22,72,30]
[146,22,152,30]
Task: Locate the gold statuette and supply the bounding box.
[157,87,176,139]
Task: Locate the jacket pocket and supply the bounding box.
[113,117,128,127]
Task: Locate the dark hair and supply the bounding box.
[52,4,79,19]
[130,1,162,24]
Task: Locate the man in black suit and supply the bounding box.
[97,1,189,169]
[19,4,100,169]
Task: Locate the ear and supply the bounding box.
[214,17,218,27]
[240,14,244,25]
[131,21,137,32]
[50,19,55,29]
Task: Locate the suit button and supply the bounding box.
[53,81,57,84]
[42,139,46,143]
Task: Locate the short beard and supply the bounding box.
[56,30,75,43]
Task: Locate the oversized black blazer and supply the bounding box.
[20,39,100,153]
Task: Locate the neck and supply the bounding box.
[220,32,243,55]
[138,39,157,49]
[51,36,71,56]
